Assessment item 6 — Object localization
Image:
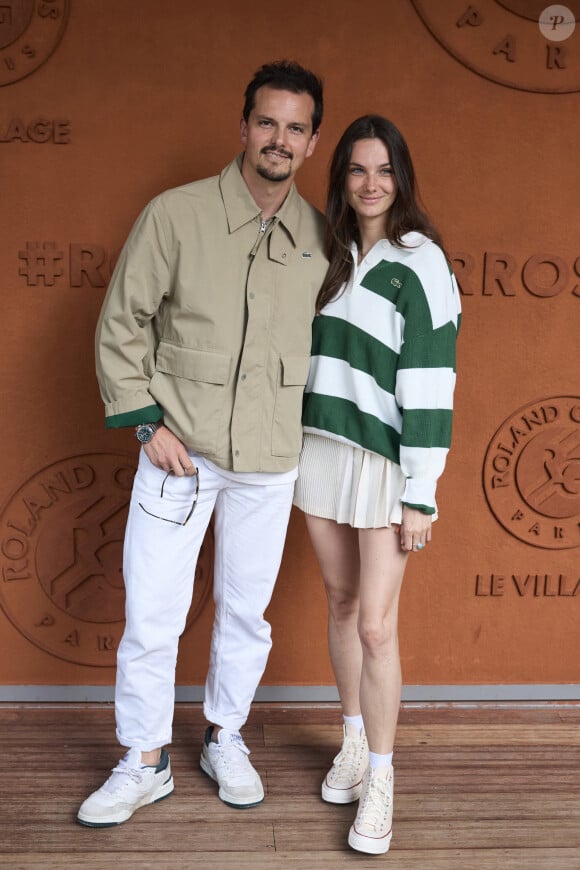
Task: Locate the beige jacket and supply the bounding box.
[95,157,327,472]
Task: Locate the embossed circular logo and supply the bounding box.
[0,453,212,666]
[0,0,70,87]
[411,0,580,93]
[483,397,580,549]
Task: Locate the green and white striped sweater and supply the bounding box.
[302,233,461,514]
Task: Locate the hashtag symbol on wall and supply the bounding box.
[18,242,64,286]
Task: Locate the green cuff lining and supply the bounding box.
[402,501,436,515]
[105,404,163,429]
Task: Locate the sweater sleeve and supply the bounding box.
[394,247,461,513]
[95,198,170,428]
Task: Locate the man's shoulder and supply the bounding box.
[296,193,324,221]
[151,172,221,213]
[294,192,325,236]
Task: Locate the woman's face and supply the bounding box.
[345,138,398,225]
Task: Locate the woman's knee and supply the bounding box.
[357,616,398,656]
[325,582,359,623]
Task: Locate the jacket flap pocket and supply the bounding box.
[281,354,310,386]
[156,343,231,384]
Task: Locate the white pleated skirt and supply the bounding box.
[293,433,407,529]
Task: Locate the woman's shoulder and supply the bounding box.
[397,236,460,328]
[399,232,446,265]
[394,236,453,296]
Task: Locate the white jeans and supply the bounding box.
[116,449,294,750]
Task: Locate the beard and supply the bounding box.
[256,146,293,182]
[256,164,292,182]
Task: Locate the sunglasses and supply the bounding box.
[138,468,199,526]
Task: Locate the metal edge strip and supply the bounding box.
[0,685,579,702]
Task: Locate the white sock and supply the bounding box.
[343,713,364,732]
[369,750,393,769]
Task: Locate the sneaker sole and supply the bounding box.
[200,751,264,809]
[348,825,392,855]
[321,779,363,804]
[76,777,174,828]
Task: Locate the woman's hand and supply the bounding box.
[143,426,196,476]
[399,505,432,553]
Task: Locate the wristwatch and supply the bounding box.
[135,422,161,444]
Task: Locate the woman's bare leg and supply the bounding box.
[357,526,408,754]
[305,515,361,715]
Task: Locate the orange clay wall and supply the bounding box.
[1,0,578,692]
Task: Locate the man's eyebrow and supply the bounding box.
[255,114,307,127]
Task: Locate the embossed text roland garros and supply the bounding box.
[483,396,580,550]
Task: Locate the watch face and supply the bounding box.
[136,424,155,443]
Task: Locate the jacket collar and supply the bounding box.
[219,155,300,245]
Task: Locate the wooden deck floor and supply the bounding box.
[1,701,579,869]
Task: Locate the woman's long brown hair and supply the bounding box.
[316,115,444,313]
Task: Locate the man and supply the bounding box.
[77,60,326,827]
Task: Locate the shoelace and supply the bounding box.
[332,735,365,779]
[105,759,145,792]
[358,774,391,831]
[212,738,252,780]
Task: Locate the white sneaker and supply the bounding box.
[77,748,174,827]
[322,724,369,804]
[348,765,394,854]
[200,726,264,808]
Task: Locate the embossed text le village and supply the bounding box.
[475,573,580,598]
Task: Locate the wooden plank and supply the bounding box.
[1,850,580,870]
[2,820,275,853]
[264,722,580,746]
[395,725,580,745]
[273,818,580,851]
[2,700,579,726]
[2,791,579,824]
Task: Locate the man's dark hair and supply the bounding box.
[243,60,324,134]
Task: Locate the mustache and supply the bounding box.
[261,145,293,159]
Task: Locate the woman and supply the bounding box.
[294,115,461,855]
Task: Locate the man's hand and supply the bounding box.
[143,426,196,476]
[399,505,432,553]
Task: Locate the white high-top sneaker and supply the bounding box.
[322,723,369,804]
[348,764,394,854]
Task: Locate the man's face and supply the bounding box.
[241,86,319,184]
